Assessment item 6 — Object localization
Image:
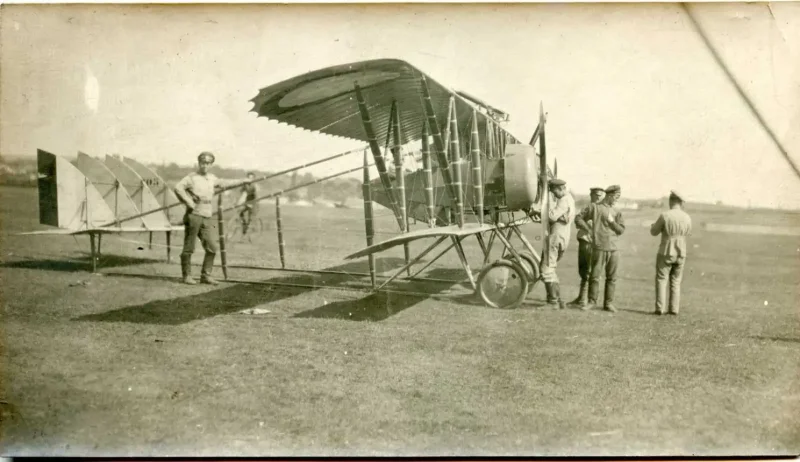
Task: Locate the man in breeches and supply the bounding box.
[569,187,605,306]
[650,190,692,315]
[575,184,625,312]
[539,178,576,310]
[174,152,251,285]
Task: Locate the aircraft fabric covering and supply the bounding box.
[249,59,522,146]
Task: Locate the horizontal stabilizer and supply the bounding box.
[17,225,183,236]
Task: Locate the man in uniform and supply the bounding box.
[174,152,252,285]
[538,178,576,310]
[575,184,625,312]
[237,172,260,236]
[568,187,605,307]
[650,190,692,315]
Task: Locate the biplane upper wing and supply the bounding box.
[249,59,522,146]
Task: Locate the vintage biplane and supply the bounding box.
[249,58,559,309]
[18,150,186,272]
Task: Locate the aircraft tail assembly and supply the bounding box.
[119,155,184,226]
[22,149,183,272]
[36,149,118,232]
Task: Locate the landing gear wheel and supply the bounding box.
[476,260,529,309]
[503,252,541,291]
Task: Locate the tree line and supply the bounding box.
[0,156,364,205]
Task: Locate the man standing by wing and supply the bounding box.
[174,152,253,285]
[538,178,576,310]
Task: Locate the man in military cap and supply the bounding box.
[575,184,625,312]
[538,178,576,310]
[174,152,253,285]
[650,190,692,315]
[568,187,605,306]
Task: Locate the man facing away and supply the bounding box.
[650,190,692,315]
[574,184,625,312]
[539,178,576,310]
[174,152,252,285]
[237,172,260,236]
[568,187,605,307]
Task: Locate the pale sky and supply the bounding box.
[2,3,799,209]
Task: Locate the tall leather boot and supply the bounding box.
[569,279,588,307]
[544,282,556,309]
[585,279,599,310]
[181,254,196,285]
[200,252,219,285]
[553,283,566,310]
[604,280,617,312]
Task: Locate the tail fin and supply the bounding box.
[104,155,172,229]
[75,152,147,228]
[121,156,184,225]
[36,149,117,230]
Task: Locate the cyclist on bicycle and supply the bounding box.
[237,172,259,235]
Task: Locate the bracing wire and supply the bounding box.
[681,2,800,180]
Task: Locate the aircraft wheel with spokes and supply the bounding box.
[476,260,529,309]
[503,252,540,288]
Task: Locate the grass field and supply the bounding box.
[1,185,798,457]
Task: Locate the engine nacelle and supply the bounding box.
[480,143,542,212]
[503,144,540,210]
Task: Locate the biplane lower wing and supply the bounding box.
[345,223,496,260]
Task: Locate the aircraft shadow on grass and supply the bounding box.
[292,267,474,321]
[0,254,158,272]
[72,257,473,325]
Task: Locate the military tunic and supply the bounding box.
[650,207,692,314]
[575,199,625,307]
[541,192,576,284]
[174,172,243,278]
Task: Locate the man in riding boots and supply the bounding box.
[539,178,576,310]
[575,184,625,312]
[174,152,253,285]
[568,187,605,306]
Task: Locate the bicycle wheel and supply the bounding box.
[225,216,242,240]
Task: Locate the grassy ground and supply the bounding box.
[1,185,798,456]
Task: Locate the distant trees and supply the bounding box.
[0,155,374,206]
[150,162,362,205]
